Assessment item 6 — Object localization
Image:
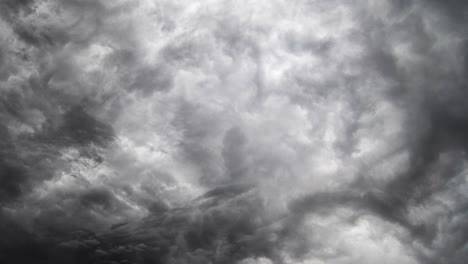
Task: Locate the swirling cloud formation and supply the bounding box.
[1,0,468,263]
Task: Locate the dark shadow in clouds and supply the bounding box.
[4,187,276,264]
[131,65,174,96]
[0,125,29,203]
[426,0,468,23]
[80,188,117,211]
[222,127,249,181]
[0,103,115,214]
[0,158,29,203]
[0,0,34,16]
[0,212,53,264]
[52,105,115,147]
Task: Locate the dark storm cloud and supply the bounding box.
[79,188,117,210]
[1,187,273,264]
[263,0,468,262]
[52,105,115,147]
[2,0,468,263]
[0,123,61,205]
[0,212,52,264]
[426,0,468,23]
[1,0,34,12]
[353,25,468,264]
[0,111,115,203]
[0,125,29,202]
[97,187,278,264]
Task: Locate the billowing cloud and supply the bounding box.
[1,0,468,263]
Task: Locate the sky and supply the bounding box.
[0,0,468,263]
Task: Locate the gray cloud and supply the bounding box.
[1,0,468,263]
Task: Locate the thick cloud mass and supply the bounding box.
[1,0,468,263]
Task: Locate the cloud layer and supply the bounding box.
[1,0,468,263]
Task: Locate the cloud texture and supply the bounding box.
[1,0,468,263]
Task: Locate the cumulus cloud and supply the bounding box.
[1,0,468,263]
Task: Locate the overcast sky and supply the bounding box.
[1,0,468,263]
